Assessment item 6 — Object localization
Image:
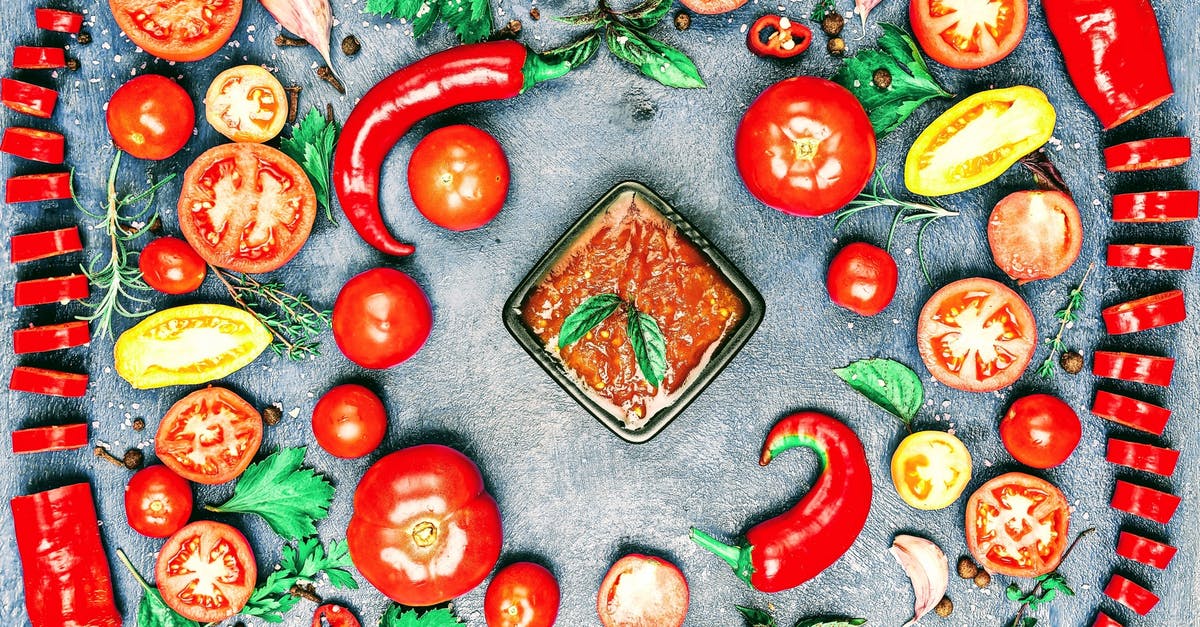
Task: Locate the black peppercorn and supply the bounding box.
[822,12,845,36]
[935,596,953,617]
[123,448,144,470]
[957,556,978,579]
[132,418,145,431]
[341,35,361,56]
[873,68,893,89]
[974,570,991,588]
[263,405,283,426]
[77,31,92,45]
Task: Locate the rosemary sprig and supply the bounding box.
[211,268,332,360]
[73,151,175,337]
[1036,262,1094,379]
[1006,528,1096,627]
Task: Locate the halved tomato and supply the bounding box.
[965,472,1070,578]
[205,65,288,143]
[910,0,1029,70]
[155,387,263,484]
[916,277,1037,392]
[890,430,972,511]
[177,142,317,273]
[597,554,688,627]
[905,86,1055,196]
[155,521,257,622]
[988,190,1081,283]
[109,0,243,63]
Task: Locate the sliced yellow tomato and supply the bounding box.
[204,65,288,143]
[891,430,972,510]
[114,304,271,389]
[905,86,1055,196]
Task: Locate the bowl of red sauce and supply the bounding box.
[504,181,764,442]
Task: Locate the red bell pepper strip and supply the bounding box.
[11,483,121,627]
[1093,612,1123,627]
[11,226,83,263]
[689,412,872,593]
[13,46,66,69]
[1111,480,1180,525]
[1106,438,1179,477]
[1,78,58,118]
[11,423,89,454]
[35,8,84,33]
[1091,390,1170,436]
[1104,574,1159,616]
[1105,137,1191,172]
[1116,531,1176,569]
[1043,0,1172,129]
[747,15,813,58]
[14,274,89,306]
[1,127,66,163]
[1112,191,1199,223]
[14,321,91,354]
[1092,351,1174,386]
[9,366,89,397]
[6,172,72,203]
[1106,244,1193,271]
[1102,289,1186,335]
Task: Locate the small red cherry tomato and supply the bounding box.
[1104,137,1191,172]
[106,75,194,161]
[11,226,82,263]
[1111,191,1198,222]
[747,15,812,58]
[2,78,58,118]
[408,125,510,231]
[1091,390,1170,436]
[1106,438,1179,477]
[312,604,361,627]
[998,394,1081,469]
[13,46,66,69]
[1092,351,1174,387]
[1104,574,1159,616]
[1111,480,1181,525]
[5,171,72,203]
[311,384,387,459]
[1,127,65,163]
[139,237,207,295]
[1116,531,1176,570]
[125,465,193,538]
[485,562,561,627]
[1102,289,1186,335]
[826,242,897,316]
[1106,243,1193,271]
[333,267,433,369]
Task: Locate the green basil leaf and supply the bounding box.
[736,605,777,627]
[556,8,605,25]
[542,33,602,72]
[138,588,201,627]
[558,293,622,348]
[627,309,667,387]
[1006,584,1026,602]
[620,0,672,30]
[605,21,705,89]
[833,358,924,424]
[794,618,867,627]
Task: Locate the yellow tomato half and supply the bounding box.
[891,430,972,510]
[204,65,288,143]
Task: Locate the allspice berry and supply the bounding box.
[974,570,992,588]
[934,596,954,618]
[341,35,361,56]
[262,405,283,426]
[957,556,979,579]
[827,37,846,57]
[822,12,845,36]
[1060,350,1085,374]
[674,11,691,31]
[123,448,144,470]
[872,68,893,89]
[132,417,145,431]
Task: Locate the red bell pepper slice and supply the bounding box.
[35,8,84,33]
[1104,574,1159,616]
[11,423,88,454]
[747,15,813,58]
[1102,289,1186,335]
[1105,136,1191,171]
[13,321,91,354]
[11,483,121,627]
[13,46,66,69]
[1,78,58,118]
[1092,351,1174,386]
[1091,390,1170,436]
[11,226,83,263]
[14,274,89,307]
[1106,244,1193,271]
[1106,438,1179,477]
[1111,480,1180,525]
[1116,531,1177,570]
[9,366,89,397]
[6,171,72,203]
[1,127,66,163]
[1112,190,1199,223]
[1092,612,1123,627]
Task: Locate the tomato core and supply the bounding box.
[412,521,438,547]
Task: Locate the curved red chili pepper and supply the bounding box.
[747,15,812,59]
[690,411,872,592]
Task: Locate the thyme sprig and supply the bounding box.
[211,268,331,360]
[1036,262,1094,379]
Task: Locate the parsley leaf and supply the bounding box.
[206,447,335,541]
[833,23,951,135]
[367,0,493,43]
[280,108,339,224]
[240,537,358,622]
[381,606,464,626]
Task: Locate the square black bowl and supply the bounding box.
[502,181,765,443]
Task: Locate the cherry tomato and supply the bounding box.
[965,472,1070,578]
[124,465,193,538]
[826,242,898,316]
[484,562,561,627]
[155,387,263,485]
[156,521,257,622]
[109,0,242,62]
[312,604,361,627]
[408,125,510,231]
[910,0,1028,69]
[998,394,1081,469]
[312,384,387,459]
[106,75,194,161]
[139,237,207,295]
[988,190,1082,283]
[333,267,433,369]
[205,65,289,143]
[890,430,972,510]
[735,76,876,217]
[597,554,688,627]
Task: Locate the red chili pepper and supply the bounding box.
[14,321,91,354]
[6,171,72,203]
[35,8,84,33]
[13,46,66,69]
[11,423,89,454]
[1111,480,1180,525]
[11,483,121,627]
[11,226,83,263]
[747,15,813,58]
[1043,0,1172,129]
[1,78,58,118]
[1101,289,1186,334]
[1,127,66,163]
[14,274,89,306]
[1104,574,1159,616]
[1105,136,1191,172]
[1106,438,1179,477]
[1116,531,1176,570]
[9,366,89,397]
[1093,611,1123,627]
[1106,243,1193,271]
[1112,191,1198,223]
[1091,390,1170,436]
[689,412,872,593]
[1092,351,1174,386]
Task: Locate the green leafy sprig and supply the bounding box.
[737,606,866,627]
[1005,529,1096,627]
[280,107,339,224]
[366,0,493,43]
[833,24,952,135]
[810,0,838,21]
[1036,262,1094,379]
[381,606,465,626]
[206,447,336,540]
[212,269,332,360]
[559,292,667,387]
[834,358,924,428]
[241,537,358,622]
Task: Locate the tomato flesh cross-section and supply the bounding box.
[910,0,1029,70]
[155,521,257,622]
[964,472,1069,578]
[154,387,263,485]
[109,0,243,63]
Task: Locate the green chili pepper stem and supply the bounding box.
[689,528,755,586]
[760,433,828,468]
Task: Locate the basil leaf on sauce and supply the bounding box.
[834,358,924,425]
[558,293,622,349]
[627,308,667,388]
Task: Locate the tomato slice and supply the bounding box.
[11,423,89,454]
[1092,351,1174,387]
[109,0,243,63]
[890,430,972,511]
[36,8,84,33]
[1106,244,1193,271]
[905,86,1054,196]
[1101,289,1186,335]
[964,472,1070,578]
[177,142,317,273]
[1116,531,1176,570]
[11,226,83,263]
[909,0,1028,70]
[1106,439,1179,477]
[987,190,1081,283]
[14,321,91,354]
[1105,137,1191,172]
[14,274,89,307]
[1104,575,1159,616]
[1091,390,1170,436]
[5,172,72,203]
[13,46,66,69]
[2,78,58,118]
[916,277,1037,392]
[597,554,689,627]
[1112,480,1180,525]
[155,521,257,622]
[312,604,362,627]
[9,366,88,397]
[204,65,288,143]
[1,127,65,163]
[155,387,263,484]
[1111,191,1199,223]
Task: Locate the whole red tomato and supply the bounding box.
[333,267,433,369]
[999,393,1082,468]
[106,74,194,160]
[408,124,510,231]
[826,242,898,316]
[347,444,502,607]
[735,76,876,217]
[484,562,560,627]
[312,384,387,459]
[139,237,207,295]
[124,465,193,538]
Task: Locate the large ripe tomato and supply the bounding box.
[155,387,263,485]
[988,190,1082,283]
[106,74,194,161]
[347,444,503,606]
[332,267,433,369]
[311,384,387,459]
[965,472,1070,578]
[890,430,972,511]
[205,65,289,143]
[109,0,243,63]
[910,0,1029,70]
[484,562,561,627]
[139,236,207,295]
[735,76,876,217]
[916,277,1037,392]
[177,142,317,273]
[597,554,689,627]
[124,465,193,538]
[408,125,510,231]
[156,521,256,622]
[999,394,1081,468]
[826,242,898,316]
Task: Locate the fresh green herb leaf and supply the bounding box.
[810,0,838,21]
[240,569,302,622]
[212,269,332,360]
[206,447,334,540]
[627,307,668,387]
[604,21,705,89]
[795,618,867,627]
[833,23,951,135]
[834,358,924,425]
[1022,619,1037,627]
[555,7,605,25]
[380,605,464,626]
[524,33,602,90]
[620,0,673,30]
[116,549,202,627]
[280,108,339,224]
[736,604,778,627]
[367,0,492,43]
[240,537,358,622]
[559,293,623,348]
[1006,583,1026,602]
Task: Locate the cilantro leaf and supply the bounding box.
[833,23,951,135]
[206,447,335,541]
[367,0,492,43]
[240,569,302,622]
[280,108,339,224]
[605,21,705,89]
[240,537,358,622]
[381,606,464,626]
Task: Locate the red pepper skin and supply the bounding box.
[1,127,66,164]
[689,412,871,593]
[1092,351,1174,386]
[2,78,58,118]
[1106,439,1179,477]
[14,274,89,307]
[1091,390,1170,436]
[35,8,84,33]
[6,172,72,203]
[1104,574,1159,616]
[1111,480,1180,525]
[11,423,88,454]
[1112,191,1199,223]
[1043,0,1172,129]
[1106,244,1193,271]
[14,321,91,354]
[11,226,83,263]
[1093,612,1123,627]
[11,483,121,627]
[1105,137,1191,171]
[13,46,66,69]
[1102,289,1186,335]
[9,366,89,397]
[747,15,812,59]
[1116,531,1176,569]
